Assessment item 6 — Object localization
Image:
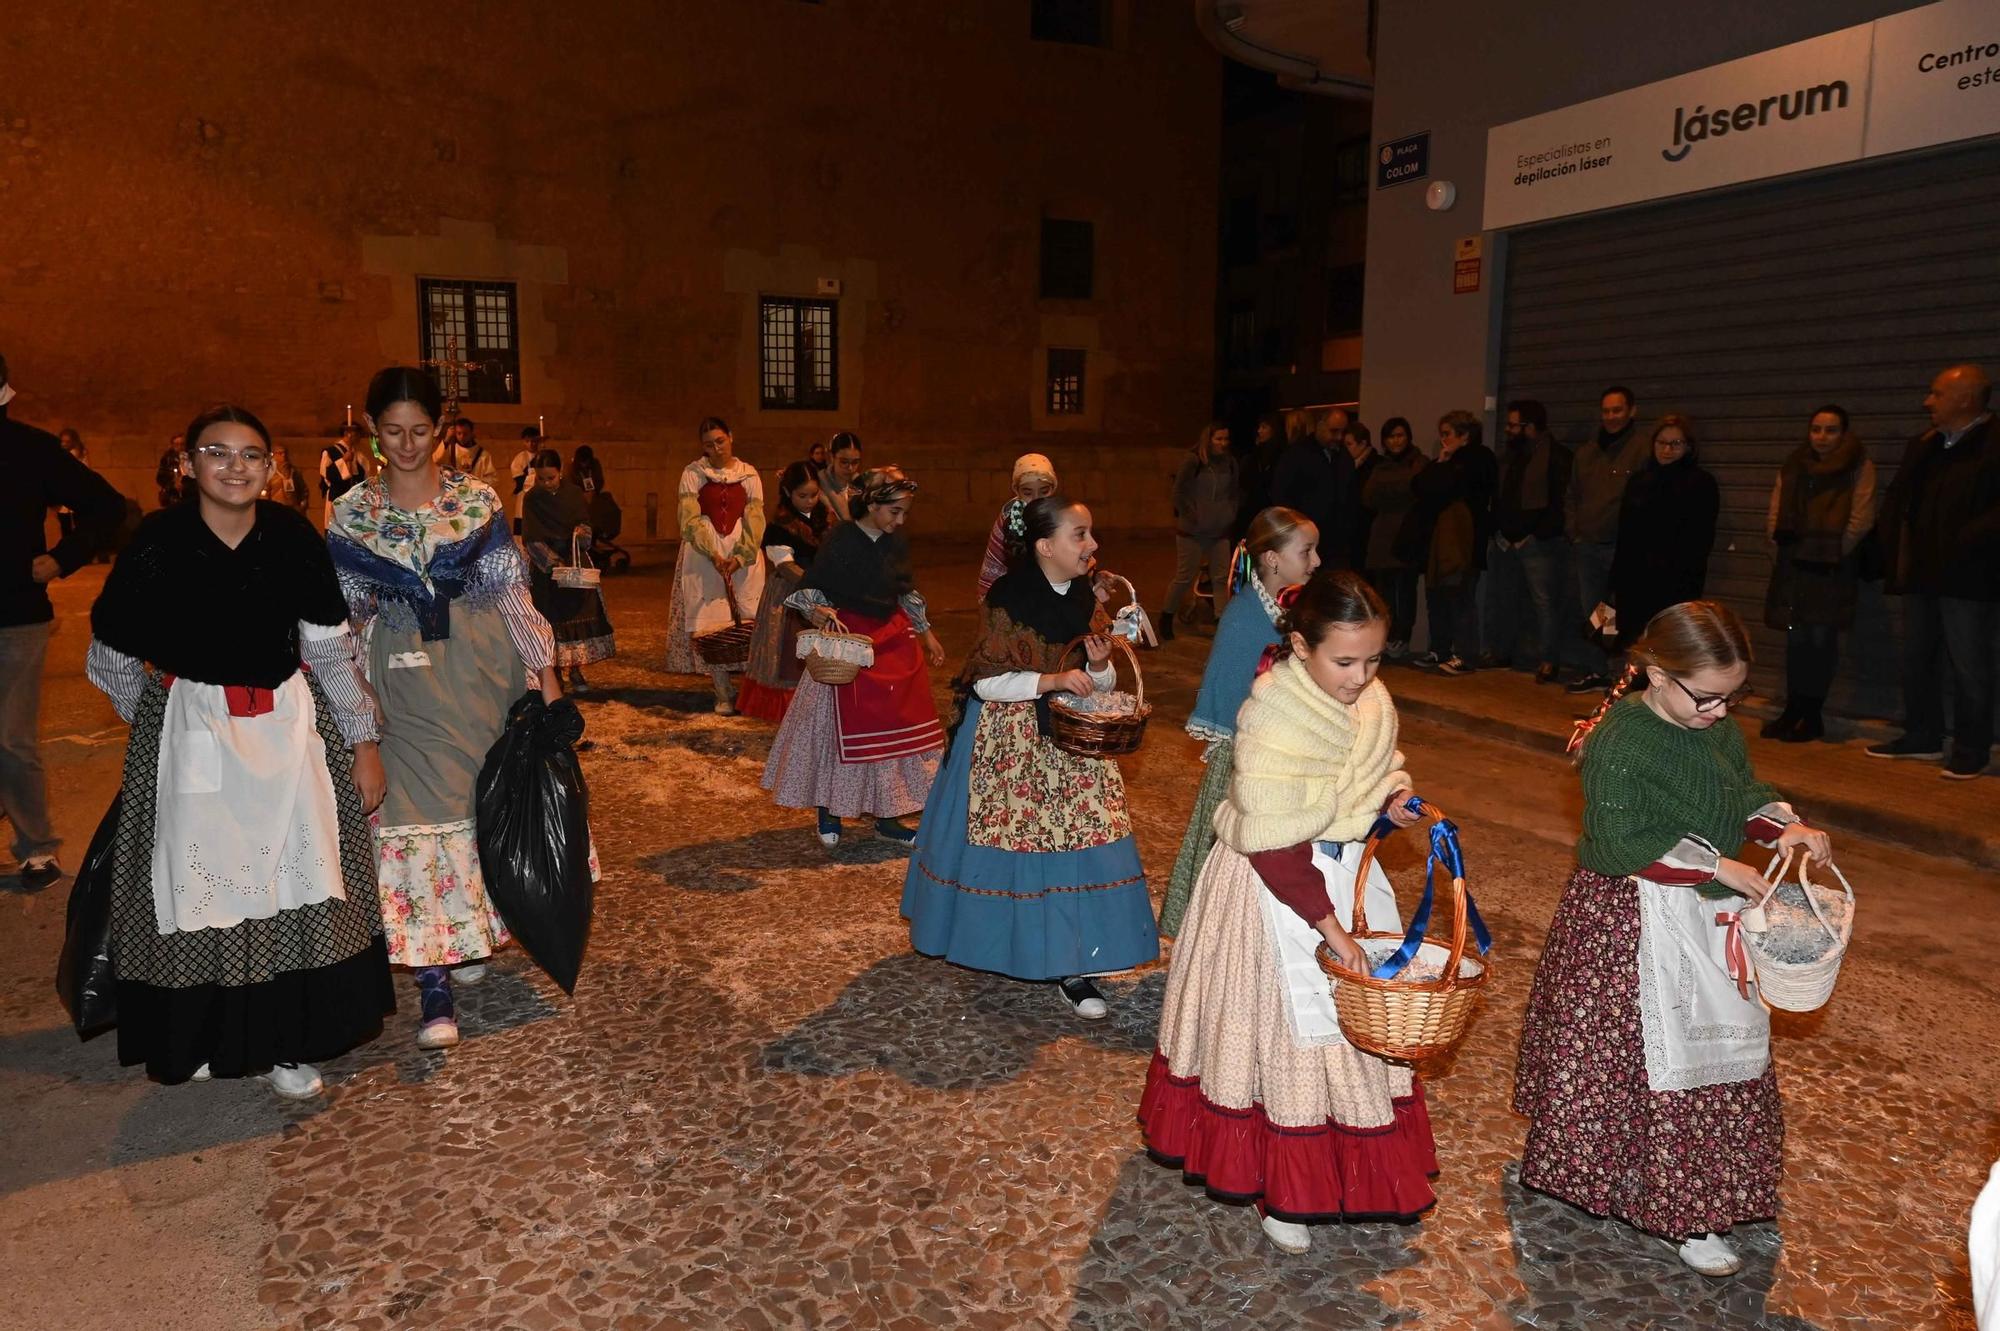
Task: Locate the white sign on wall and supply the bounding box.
[1483,0,2000,230]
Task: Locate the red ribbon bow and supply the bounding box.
[1714,909,1755,1000]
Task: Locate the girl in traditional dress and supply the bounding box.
[665,417,765,715]
[737,461,828,723]
[329,367,564,1051]
[975,453,1058,601]
[522,448,616,694]
[1158,506,1319,938]
[84,405,395,1098]
[821,432,865,525]
[1140,570,1432,1253]
[763,466,946,847]
[1514,600,1831,1277]
[902,495,1159,1021]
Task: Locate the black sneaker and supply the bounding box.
[1942,754,1989,781]
[1865,736,1945,761]
[1437,655,1476,677]
[1057,977,1108,1020]
[873,817,917,844]
[19,857,62,892]
[1564,672,1610,695]
[1412,651,1445,671]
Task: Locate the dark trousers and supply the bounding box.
[1486,536,1566,667]
[1427,573,1482,661]
[1901,594,1996,765]
[1784,625,1840,701]
[1370,567,1421,645]
[1567,540,1616,672]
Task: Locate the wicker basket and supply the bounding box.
[1745,848,1854,1013]
[552,533,601,589]
[1047,633,1152,757]
[797,616,875,686]
[1314,801,1492,1063]
[693,577,755,666]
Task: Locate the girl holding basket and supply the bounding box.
[1140,570,1432,1254]
[1514,599,1832,1277]
[902,495,1159,1021]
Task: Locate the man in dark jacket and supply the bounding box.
[1487,399,1573,682]
[1867,362,2000,779]
[1414,410,1499,675]
[1564,385,1652,692]
[0,353,128,888]
[1269,406,1356,567]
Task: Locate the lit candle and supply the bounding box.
[345,403,353,427]
[538,414,545,437]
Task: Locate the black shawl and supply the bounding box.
[763,501,830,569]
[91,500,349,687]
[798,521,912,616]
[948,567,1102,737]
[523,478,592,553]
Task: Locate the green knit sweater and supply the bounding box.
[1578,695,1782,897]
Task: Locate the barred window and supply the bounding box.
[760,296,839,411]
[1046,348,1086,415]
[417,279,521,405]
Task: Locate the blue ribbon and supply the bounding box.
[1367,814,1493,980]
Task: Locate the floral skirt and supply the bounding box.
[1512,865,1784,1239]
[373,816,512,968]
[901,698,1157,981]
[1139,841,1436,1222]
[1159,739,1232,939]
[760,673,938,818]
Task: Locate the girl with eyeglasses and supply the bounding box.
[84,405,396,1098]
[1517,600,1833,1278]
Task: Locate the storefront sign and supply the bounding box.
[1376,132,1430,189]
[1483,0,1999,230]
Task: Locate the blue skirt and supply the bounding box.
[901,698,1160,981]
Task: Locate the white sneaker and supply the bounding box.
[1056,978,1108,1020]
[190,1063,212,1082]
[258,1063,324,1100]
[1675,1232,1742,1277]
[454,963,490,985]
[1260,1213,1312,1254]
[416,1017,461,1050]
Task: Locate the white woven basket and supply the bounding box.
[552,532,601,589]
[1745,848,1854,1013]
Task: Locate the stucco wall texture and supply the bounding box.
[0,1,1221,535]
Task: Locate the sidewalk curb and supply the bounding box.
[1394,694,2000,871]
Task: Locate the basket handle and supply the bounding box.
[721,571,746,624]
[1353,798,1492,983]
[1056,633,1144,708]
[1756,846,1852,944]
[570,531,594,569]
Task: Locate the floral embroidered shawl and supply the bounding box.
[328,470,525,640]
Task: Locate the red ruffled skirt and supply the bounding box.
[1139,841,1438,1222]
[733,676,793,723]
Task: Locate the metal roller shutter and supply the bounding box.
[1496,137,2000,719]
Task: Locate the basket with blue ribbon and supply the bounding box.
[1314,797,1494,1062]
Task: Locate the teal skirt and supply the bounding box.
[1159,739,1232,938]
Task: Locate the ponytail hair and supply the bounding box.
[1567,599,1754,757]
[1233,506,1316,592]
[1003,493,1081,569]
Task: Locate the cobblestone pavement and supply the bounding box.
[2,546,1994,1330]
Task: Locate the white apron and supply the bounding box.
[150,674,346,935]
[1258,841,1401,1047]
[674,541,766,637]
[1633,875,1770,1092]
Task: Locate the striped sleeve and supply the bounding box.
[85,638,147,723]
[299,621,379,746]
[496,580,556,677]
[1744,801,1798,846]
[898,589,932,634]
[1635,833,1723,887]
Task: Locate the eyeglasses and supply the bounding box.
[192,444,273,468]
[1665,674,1750,713]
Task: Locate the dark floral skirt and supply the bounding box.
[1512,866,1784,1240]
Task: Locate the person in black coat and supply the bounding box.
[1408,410,1498,673]
[1607,414,1719,647]
[1268,407,1356,567]
[1866,362,2000,777]
[0,352,129,888]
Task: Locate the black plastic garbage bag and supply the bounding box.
[475,693,594,994]
[56,794,122,1038]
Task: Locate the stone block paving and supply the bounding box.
[7,550,1993,1330]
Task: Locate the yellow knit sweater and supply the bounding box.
[1211,656,1409,855]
